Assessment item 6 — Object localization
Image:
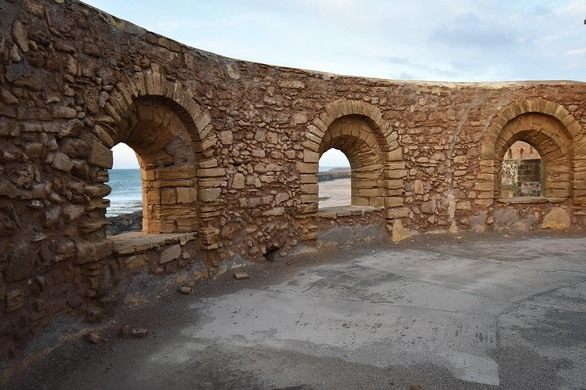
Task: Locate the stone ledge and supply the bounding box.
[497,196,566,204]
[109,231,198,255]
[316,205,383,219]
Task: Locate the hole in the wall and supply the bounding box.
[501,140,543,198]
[106,143,143,235]
[318,149,351,209]
[263,245,280,262]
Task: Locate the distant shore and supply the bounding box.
[318,167,351,182]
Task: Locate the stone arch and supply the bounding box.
[297,100,404,229]
[318,115,385,206]
[96,64,212,146]
[90,65,219,234]
[476,98,585,206]
[113,96,199,233]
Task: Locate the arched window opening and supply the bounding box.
[107,97,199,234]
[106,143,142,235]
[316,115,384,209]
[501,140,543,198]
[318,149,351,208]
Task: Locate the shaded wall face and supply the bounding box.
[0,0,585,357]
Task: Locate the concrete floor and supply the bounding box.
[5,233,586,390]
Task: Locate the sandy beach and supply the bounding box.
[319,178,351,208]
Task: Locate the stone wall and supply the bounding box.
[1,0,585,358]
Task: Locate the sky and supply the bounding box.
[83,0,586,168]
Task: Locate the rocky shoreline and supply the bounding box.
[106,210,142,235]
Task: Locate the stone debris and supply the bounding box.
[119,325,149,339]
[83,331,103,344]
[178,286,193,294]
[233,272,250,280]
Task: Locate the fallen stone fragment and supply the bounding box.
[178,286,192,294]
[233,271,249,280]
[83,331,103,344]
[129,327,148,338]
[119,325,149,338]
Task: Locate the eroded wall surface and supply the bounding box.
[1,0,585,357]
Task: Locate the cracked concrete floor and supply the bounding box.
[5,233,586,389]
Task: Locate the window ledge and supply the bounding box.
[497,196,566,204]
[316,205,383,219]
[108,231,197,255]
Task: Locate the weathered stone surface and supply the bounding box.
[390,220,414,242]
[51,106,77,119]
[231,173,245,189]
[6,251,34,282]
[12,20,29,52]
[1,0,586,357]
[6,289,25,312]
[176,187,196,203]
[52,152,74,172]
[160,244,181,264]
[541,207,570,230]
[76,240,113,264]
[88,141,113,169]
[0,209,18,236]
[220,131,233,145]
[198,188,221,202]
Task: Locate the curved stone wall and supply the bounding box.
[1,0,585,357]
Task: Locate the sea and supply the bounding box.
[107,169,142,217]
[107,166,346,217]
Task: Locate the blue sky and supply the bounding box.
[82,0,586,168]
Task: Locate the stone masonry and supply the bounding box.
[0,0,585,358]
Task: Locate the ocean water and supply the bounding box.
[107,165,349,216]
[107,169,142,217]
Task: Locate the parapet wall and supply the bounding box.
[1,0,585,357]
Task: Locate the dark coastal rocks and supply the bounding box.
[107,210,142,235]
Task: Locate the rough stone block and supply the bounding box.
[161,188,176,205]
[231,173,245,189]
[541,207,570,230]
[6,289,24,312]
[160,244,181,264]
[199,188,221,202]
[303,150,320,163]
[198,167,226,178]
[76,240,113,264]
[176,187,196,203]
[385,196,403,208]
[52,152,73,172]
[296,162,317,174]
[262,207,285,216]
[385,207,409,219]
[88,141,113,169]
[386,148,403,161]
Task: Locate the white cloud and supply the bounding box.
[567,47,586,56]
